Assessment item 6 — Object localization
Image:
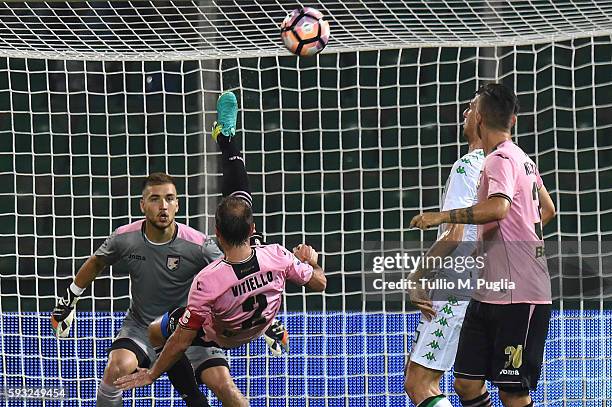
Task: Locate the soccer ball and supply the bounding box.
[280,7,330,57]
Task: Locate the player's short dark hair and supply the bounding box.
[142,172,176,194]
[476,83,520,131]
[215,196,253,247]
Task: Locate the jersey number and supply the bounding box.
[241,294,268,329]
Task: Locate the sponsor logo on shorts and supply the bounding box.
[422,352,437,361]
[431,329,444,338]
[167,255,181,271]
[504,345,523,369]
[180,309,191,325]
[440,304,454,316]
[500,344,523,376]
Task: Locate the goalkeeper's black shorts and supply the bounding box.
[453,299,551,392]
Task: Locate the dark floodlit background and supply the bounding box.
[3,42,610,313]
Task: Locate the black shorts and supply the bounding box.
[454,300,551,392]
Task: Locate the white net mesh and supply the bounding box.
[0,1,611,60]
[0,1,611,405]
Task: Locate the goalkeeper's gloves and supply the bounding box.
[51,283,83,338]
[264,319,289,356]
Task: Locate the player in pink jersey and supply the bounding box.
[114,194,326,393]
[410,84,556,407]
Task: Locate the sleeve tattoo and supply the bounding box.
[448,207,475,224]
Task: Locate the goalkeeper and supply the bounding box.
[50,92,285,407]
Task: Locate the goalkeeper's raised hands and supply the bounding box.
[50,255,107,337]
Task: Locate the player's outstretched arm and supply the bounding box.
[306,266,326,292]
[51,255,107,337]
[538,185,556,226]
[293,244,326,292]
[114,324,198,390]
[409,196,510,230]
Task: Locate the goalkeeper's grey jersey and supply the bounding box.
[94,220,222,325]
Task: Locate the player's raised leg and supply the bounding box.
[213,91,252,207]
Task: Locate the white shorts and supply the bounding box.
[409,297,469,372]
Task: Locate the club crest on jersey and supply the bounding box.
[166,255,181,271]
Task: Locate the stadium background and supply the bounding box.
[0,1,611,406]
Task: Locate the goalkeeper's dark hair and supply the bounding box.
[476,83,520,131]
[142,172,176,194]
[216,196,253,247]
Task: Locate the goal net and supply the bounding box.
[1,1,611,405]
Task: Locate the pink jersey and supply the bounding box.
[475,140,551,304]
[179,244,314,348]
